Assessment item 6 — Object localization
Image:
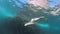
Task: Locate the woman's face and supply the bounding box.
[28,0,49,8]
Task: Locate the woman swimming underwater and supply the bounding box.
[0,0,51,34]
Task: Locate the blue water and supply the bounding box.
[36,16,60,34]
[0,0,60,34]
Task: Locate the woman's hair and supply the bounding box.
[0,16,25,34]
